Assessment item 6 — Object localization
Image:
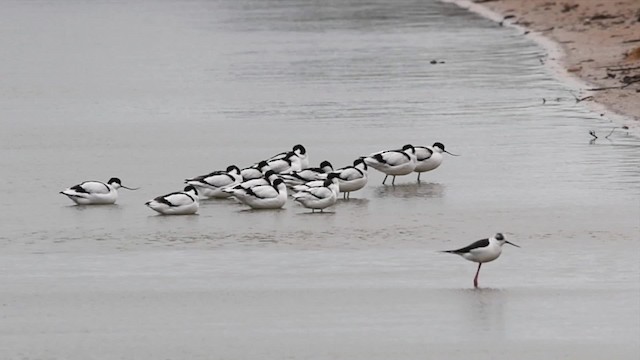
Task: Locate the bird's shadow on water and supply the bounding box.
[374,182,445,199]
[237,208,287,213]
[146,213,200,218]
[295,210,337,216]
[64,204,121,211]
[336,197,369,205]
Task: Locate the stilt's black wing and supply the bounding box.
[444,238,489,254]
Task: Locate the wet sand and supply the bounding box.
[447,0,640,128]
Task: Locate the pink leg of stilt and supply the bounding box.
[473,263,482,288]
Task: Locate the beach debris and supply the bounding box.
[499,14,515,26]
[568,91,594,103]
[588,126,628,141]
[588,13,621,21]
[607,65,640,72]
[567,65,582,72]
[605,127,618,139]
[429,60,445,64]
[624,47,640,62]
[622,74,640,85]
[561,4,579,13]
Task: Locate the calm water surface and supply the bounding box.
[0,0,638,359]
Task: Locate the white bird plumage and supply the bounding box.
[225,178,288,209]
[266,144,309,170]
[322,158,368,199]
[185,165,242,199]
[292,178,337,212]
[414,142,459,182]
[223,170,280,194]
[441,233,519,288]
[241,161,270,182]
[280,160,333,187]
[291,172,340,197]
[145,185,199,215]
[60,177,138,205]
[363,144,417,185]
[265,151,303,174]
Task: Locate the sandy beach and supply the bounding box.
[453,0,640,128]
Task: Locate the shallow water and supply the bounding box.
[0,0,639,359]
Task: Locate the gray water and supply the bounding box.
[1,0,639,359]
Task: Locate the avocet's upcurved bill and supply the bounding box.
[185,165,242,199]
[60,177,138,205]
[225,178,288,209]
[414,142,459,182]
[241,161,270,181]
[223,170,280,194]
[292,178,337,213]
[280,160,333,186]
[145,185,199,215]
[441,233,519,288]
[266,151,303,174]
[363,144,417,185]
[266,144,309,169]
[291,172,340,197]
[324,158,368,199]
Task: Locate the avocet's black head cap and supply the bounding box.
[433,142,445,151]
[327,172,340,180]
[264,169,276,178]
[108,178,122,185]
[272,178,284,186]
[320,160,332,168]
[293,144,306,154]
[495,233,504,241]
[354,158,367,168]
[402,144,415,152]
[227,165,240,173]
[257,160,269,168]
[323,178,334,187]
[184,185,198,194]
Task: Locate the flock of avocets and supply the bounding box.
[60,143,458,215]
[60,143,520,288]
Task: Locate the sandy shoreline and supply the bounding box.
[445,0,640,131]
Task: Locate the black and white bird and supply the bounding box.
[60,177,138,205]
[145,185,199,215]
[441,233,519,288]
[240,161,270,182]
[265,151,303,174]
[184,165,242,199]
[223,170,280,194]
[363,144,417,185]
[291,172,340,197]
[265,144,309,170]
[323,158,368,199]
[414,142,459,182]
[292,178,337,212]
[225,178,288,210]
[280,160,333,187]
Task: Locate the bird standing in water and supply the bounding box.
[441,233,519,288]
